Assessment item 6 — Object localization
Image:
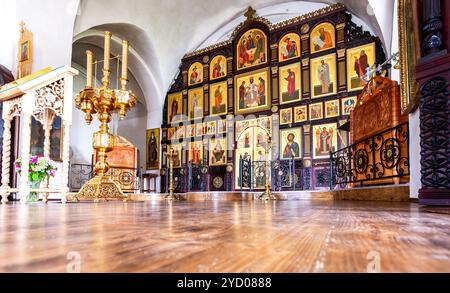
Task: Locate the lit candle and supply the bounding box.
[121,40,129,81]
[86,50,93,87]
[104,31,111,71]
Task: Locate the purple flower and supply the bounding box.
[46,169,56,177]
[31,156,38,164]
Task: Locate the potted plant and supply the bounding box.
[14,155,57,202]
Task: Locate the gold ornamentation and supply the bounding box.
[212,176,224,189]
[259,137,275,201]
[244,6,257,21]
[74,176,127,202]
[301,24,310,34]
[337,48,346,58]
[166,147,179,200]
[183,4,345,60]
[397,0,419,114]
[74,31,136,202]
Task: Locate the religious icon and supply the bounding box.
[294,105,307,123]
[30,116,63,161]
[188,62,203,86]
[279,63,301,104]
[167,92,183,124]
[280,127,302,159]
[146,128,160,170]
[20,41,30,61]
[279,33,300,61]
[341,96,358,115]
[311,53,337,98]
[189,141,203,165]
[167,127,176,140]
[188,87,203,119]
[257,116,271,131]
[280,108,292,125]
[195,123,204,137]
[217,119,227,134]
[235,120,249,138]
[186,124,195,138]
[234,69,270,114]
[209,81,227,116]
[310,22,335,53]
[309,102,323,120]
[312,123,338,159]
[168,144,182,167]
[347,43,376,91]
[175,125,185,139]
[210,55,227,80]
[325,100,340,118]
[206,121,217,135]
[209,138,227,166]
[237,29,267,70]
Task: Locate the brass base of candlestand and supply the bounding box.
[259,189,276,201]
[74,175,128,202]
[165,191,180,201]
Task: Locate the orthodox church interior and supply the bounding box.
[0,0,449,274]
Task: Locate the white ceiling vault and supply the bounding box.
[72,0,395,126]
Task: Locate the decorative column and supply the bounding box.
[301,58,310,99]
[337,49,347,93]
[0,118,12,204]
[19,112,32,204]
[42,110,55,203]
[422,0,444,56]
[60,122,71,204]
[43,111,55,158]
[416,0,450,205]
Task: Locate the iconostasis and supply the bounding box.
[160,4,385,192]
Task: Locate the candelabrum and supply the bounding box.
[165,148,179,201]
[74,31,137,201]
[259,136,276,201]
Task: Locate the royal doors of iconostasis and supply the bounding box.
[234,117,272,190]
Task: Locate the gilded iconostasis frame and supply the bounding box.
[160,4,385,192]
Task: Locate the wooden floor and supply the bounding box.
[0,199,449,272]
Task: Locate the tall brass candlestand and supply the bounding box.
[259,138,276,201]
[74,31,137,201]
[165,148,179,201]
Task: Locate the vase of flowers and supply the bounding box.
[14,155,57,202]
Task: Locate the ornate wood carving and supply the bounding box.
[351,76,406,144]
[345,13,372,43]
[33,79,65,123]
[421,0,444,56]
[418,77,450,191]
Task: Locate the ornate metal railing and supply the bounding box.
[69,163,141,193]
[330,122,410,189]
[238,156,310,191]
[188,163,208,192]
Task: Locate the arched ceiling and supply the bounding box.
[73,0,395,127]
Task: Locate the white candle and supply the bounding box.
[86,50,93,87]
[121,40,129,80]
[104,31,111,71]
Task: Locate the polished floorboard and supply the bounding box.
[0,199,449,273]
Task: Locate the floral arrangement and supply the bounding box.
[15,155,57,181]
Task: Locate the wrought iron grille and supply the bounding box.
[238,157,309,191]
[69,164,93,192]
[188,163,208,191]
[330,122,410,189]
[69,163,140,193]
